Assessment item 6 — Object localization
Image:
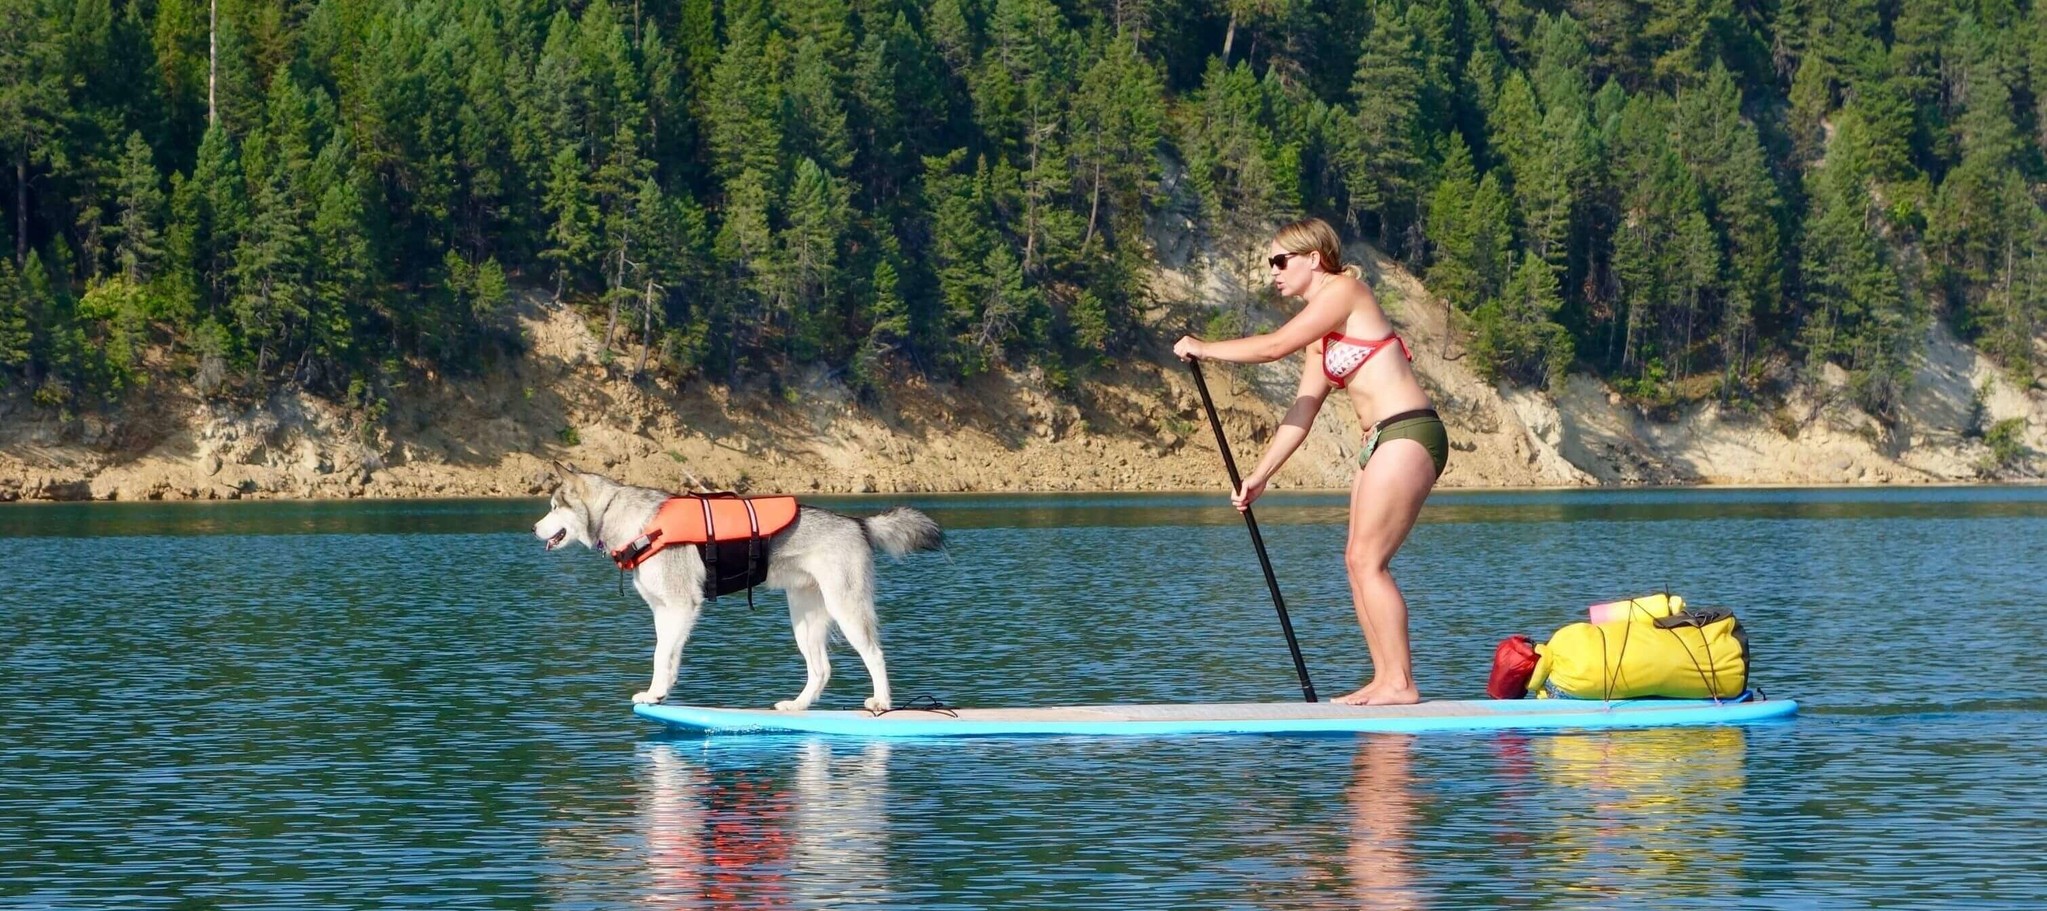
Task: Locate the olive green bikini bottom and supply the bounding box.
[1358,408,1448,478]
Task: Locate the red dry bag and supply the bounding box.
[1486,634,1539,699]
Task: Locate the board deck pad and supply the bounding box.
[634,695,1797,737]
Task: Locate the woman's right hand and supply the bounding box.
[1232,474,1269,512]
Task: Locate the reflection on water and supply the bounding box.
[1343,735,1425,910]
[638,741,893,909]
[1519,727,1748,903]
[9,485,2047,537]
[6,488,2047,908]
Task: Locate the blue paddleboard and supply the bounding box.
[634,694,1797,738]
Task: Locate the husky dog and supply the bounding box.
[533,461,942,711]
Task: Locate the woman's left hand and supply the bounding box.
[1173,336,1205,361]
[1232,474,1268,511]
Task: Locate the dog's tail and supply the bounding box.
[861,507,943,557]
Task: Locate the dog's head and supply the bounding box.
[533,460,600,552]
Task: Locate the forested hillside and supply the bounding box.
[1,0,2042,428]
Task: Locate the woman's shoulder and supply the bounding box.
[1328,272,1380,306]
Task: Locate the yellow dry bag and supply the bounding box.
[1527,608,1749,700]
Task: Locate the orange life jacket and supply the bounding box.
[610,494,800,598]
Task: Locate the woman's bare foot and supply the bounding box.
[1334,680,1387,705]
[1362,685,1420,706]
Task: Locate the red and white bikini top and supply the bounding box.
[1321,330,1410,388]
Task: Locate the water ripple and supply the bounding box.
[3,491,2045,908]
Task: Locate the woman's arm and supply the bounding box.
[1182,284,1353,364]
[1234,357,1334,510]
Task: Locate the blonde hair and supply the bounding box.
[1274,217,1365,281]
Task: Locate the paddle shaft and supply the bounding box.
[1186,359,1318,703]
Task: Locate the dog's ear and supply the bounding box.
[545,459,587,495]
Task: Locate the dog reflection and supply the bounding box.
[640,740,893,908]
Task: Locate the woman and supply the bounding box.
[1174,217,1447,706]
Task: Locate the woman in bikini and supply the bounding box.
[1173,217,1448,706]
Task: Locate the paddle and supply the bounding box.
[1185,359,1318,703]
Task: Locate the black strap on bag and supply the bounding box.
[695,493,772,607]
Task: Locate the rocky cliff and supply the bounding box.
[2,250,2040,502]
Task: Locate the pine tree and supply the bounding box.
[533,10,592,157]
[1609,202,1659,373]
[1070,32,1165,255]
[1470,170,1512,303]
[1346,1,1425,249]
[714,169,776,351]
[1607,91,1690,375]
[1673,209,1720,378]
[18,250,61,375]
[453,12,532,262]
[705,2,785,186]
[847,25,907,208]
[971,241,1036,364]
[0,256,29,376]
[780,156,851,360]
[230,76,322,375]
[779,0,853,68]
[975,0,1076,277]
[1184,59,1292,243]
[1402,0,1458,130]
[852,254,909,392]
[1424,131,1479,316]
[1487,70,1542,191]
[927,0,975,77]
[1929,32,2035,375]
[1672,64,1783,389]
[1786,50,1831,164]
[178,125,246,320]
[786,37,854,175]
[616,176,678,374]
[1799,114,1920,416]
[308,153,373,371]
[676,0,718,99]
[923,149,996,370]
[639,22,689,182]
[150,0,210,154]
[542,144,596,300]
[1472,252,1572,386]
[0,0,68,267]
[1530,12,1591,115]
[111,131,166,285]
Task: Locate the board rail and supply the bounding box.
[633,695,1798,738]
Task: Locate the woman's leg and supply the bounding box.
[1334,439,1438,706]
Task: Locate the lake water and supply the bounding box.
[3,487,2045,909]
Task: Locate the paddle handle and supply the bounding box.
[1186,359,1318,703]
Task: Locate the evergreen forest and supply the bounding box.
[2,0,2044,419]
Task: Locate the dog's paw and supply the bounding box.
[633,690,665,705]
[773,699,811,712]
[865,696,892,712]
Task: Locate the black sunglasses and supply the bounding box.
[1268,252,1303,270]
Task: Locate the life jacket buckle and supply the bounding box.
[612,529,663,569]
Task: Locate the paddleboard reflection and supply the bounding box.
[638,739,894,908]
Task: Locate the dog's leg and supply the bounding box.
[637,596,699,705]
[815,566,892,713]
[777,584,833,711]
